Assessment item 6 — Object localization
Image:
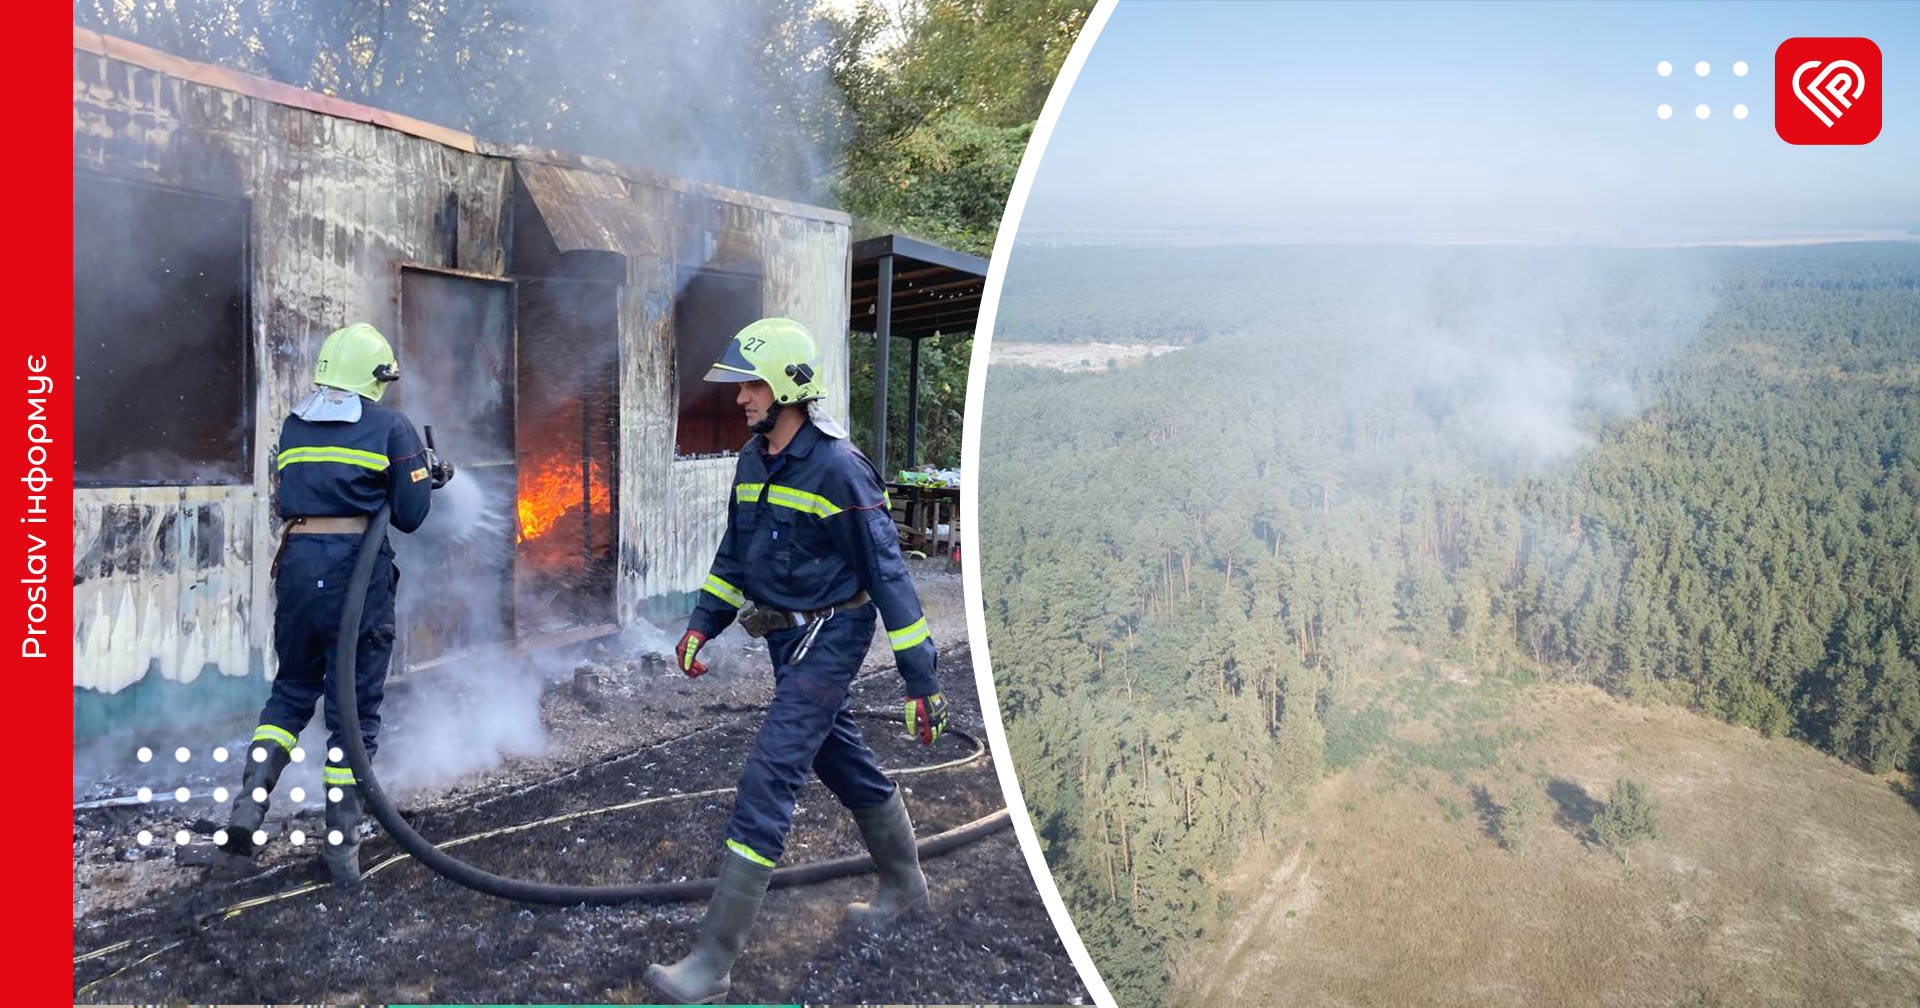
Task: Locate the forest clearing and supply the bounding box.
[1175,655,1920,1006]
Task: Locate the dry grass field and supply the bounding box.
[1174,663,1920,1008]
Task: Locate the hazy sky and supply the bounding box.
[1021,1,1920,241]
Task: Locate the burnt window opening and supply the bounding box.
[516,278,620,636]
[73,172,251,486]
[674,268,763,457]
[392,266,518,669]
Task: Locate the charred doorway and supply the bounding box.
[675,269,764,457]
[392,265,518,670]
[515,278,620,637]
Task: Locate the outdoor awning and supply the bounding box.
[849,234,988,340]
[848,234,988,476]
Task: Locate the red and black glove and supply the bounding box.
[676,629,709,678]
[905,692,947,745]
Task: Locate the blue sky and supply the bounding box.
[1022,1,1920,241]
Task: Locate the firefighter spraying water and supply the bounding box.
[216,323,452,886]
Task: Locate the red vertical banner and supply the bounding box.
[17,11,75,1003]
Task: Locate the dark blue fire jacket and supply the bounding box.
[274,401,433,532]
[689,419,938,697]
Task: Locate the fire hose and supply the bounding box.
[74,724,1000,997]
[326,501,1009,906]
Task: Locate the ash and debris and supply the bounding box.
[73,563,1086,1005]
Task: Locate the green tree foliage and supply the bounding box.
[839,0,1091,465]
[836,0,1090,252]
[849,334,972,471]
[980,242,1920,1002]
[1500,782,1543,855]
[1595,777,1661,859]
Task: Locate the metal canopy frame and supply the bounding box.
[849,234,988,477]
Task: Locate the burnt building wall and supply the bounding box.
[70,30,851,731]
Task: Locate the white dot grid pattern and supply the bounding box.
[136,830,153,846]
[289,830,306,846]
[252,829,268,846]
[213,829,229,846]
[175,830,191,845]
[328,829,344,845]
[252,747,267,763]
[329,747,344,763]
[213,747,229,763]
[213,786,229,802]
[1654,58,1751,123]
[175,747,190,762]
[174,787,191,802]
[290,747,305,763]
[329,787,344,803]
[136,787,153,803]
[253,787,268,803]
[136,747,152,763]
[290,787,306,803]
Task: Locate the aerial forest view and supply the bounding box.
[979,242,1920,1006]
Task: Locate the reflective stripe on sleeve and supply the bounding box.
[726,838,775,867]
[888,617,930,651]
[276,445,389,471]
[703,573,745,608]
[321,765,358,786]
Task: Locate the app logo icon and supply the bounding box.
[1776,37,1881,144]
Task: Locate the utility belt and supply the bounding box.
[736,590,870,639]
[271,515,372,577]
[286,515,371,534]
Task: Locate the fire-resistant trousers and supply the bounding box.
[255,534,398,776]
[724,603,897,865]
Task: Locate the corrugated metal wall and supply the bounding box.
[71,41,850,718]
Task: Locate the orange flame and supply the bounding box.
[517,453,612,543]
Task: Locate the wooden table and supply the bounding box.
[887,483,960,559]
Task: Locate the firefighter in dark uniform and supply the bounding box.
[645,317,948,1004]
[217,322,450,887]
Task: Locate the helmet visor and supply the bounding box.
[702,339,761,383]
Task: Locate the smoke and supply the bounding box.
[374,645,557,797]
[1412,349,1595,462]
[1303,245,1718,475]
[517,0,849,206]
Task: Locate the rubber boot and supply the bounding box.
[846,787,929,930]
[643,849,774,1004]
[217,743,293,856]
[321,784,364,888]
